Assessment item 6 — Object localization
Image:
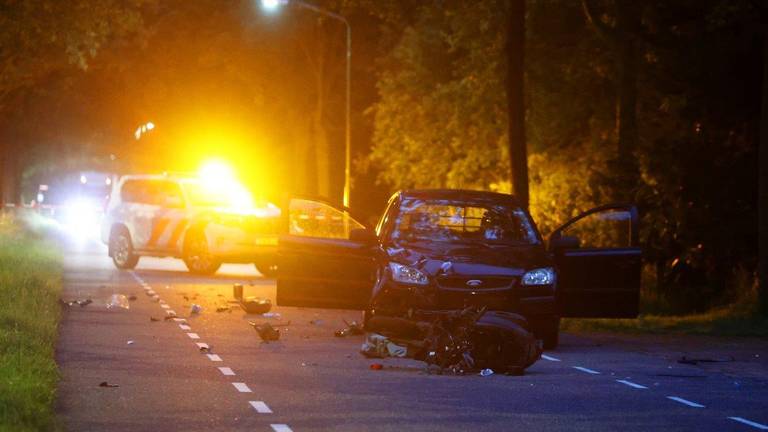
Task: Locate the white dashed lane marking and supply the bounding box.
[271,425,293,432]
[667,396,705,408]
[207,354,222,362]
[187,333,200,339]
[173,318,187,323]
[218,367,235,376]
[179,324,191,331]
[232,382,252,393]
[573,366,601,375]
[196,343,209,349]
[161,304,170,309]
[250,401,273,414]
[541,354,560,362]
[616,379,648,389]
[728,417,768,430]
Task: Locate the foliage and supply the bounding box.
[0,216,63,431]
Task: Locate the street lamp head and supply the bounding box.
[260,0,288,12]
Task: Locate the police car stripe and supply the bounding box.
[167,219,188,249]
[147,215,171,247]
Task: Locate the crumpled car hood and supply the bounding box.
[386,241,549,278]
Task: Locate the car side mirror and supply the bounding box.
[549,235,580,252]
[349,228,377,244]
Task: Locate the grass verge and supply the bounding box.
[0,217,63,432]
[562,302,768,337]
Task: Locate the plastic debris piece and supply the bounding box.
[190,304,202,314]
[334,319,365,337]
[240,297,271,314]
[106,294,130,310]
[216,306,231,313]
[77,299,93,307]
[127,340,135,345]
[479,369,494,377]
[386,342,407,358]
[251,322,280,342]
[99,381,119,388]
[370,363,383,370]
[360,333,390,358]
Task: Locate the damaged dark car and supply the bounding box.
[276,190,641,373]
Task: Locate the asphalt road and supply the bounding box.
[55,241,768,431]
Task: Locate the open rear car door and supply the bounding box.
[276,198,377,310]
[550,204,641,318]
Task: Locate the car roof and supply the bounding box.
[399,189,521,206]
[119,174,197,183]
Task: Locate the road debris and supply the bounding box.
[240,297,271,314]
[216,305,231,313]
[190,304,202,314]
[369,363,383,370]
[250,322,280,342]
[479,368,494,377]
[334,319,364,337]
[678,355,735,365]
[99,381,119,388]
[106,294,130,310]
[199,345,213,353]
[127,340,135,345]
[60,298,93,307]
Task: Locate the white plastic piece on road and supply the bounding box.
[271,425,293,432]
[232,382,252,393]
[541,354,561,362]
[616,379,648,389]
[187,333,200,339]
[667,396,705,408]
[207,354,222,362]
[728,417,768,430]
[250,401,273,414]
[179,324,191,331]
[573,366,601,375]
[218,367,235,376]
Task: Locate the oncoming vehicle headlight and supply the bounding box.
[522,267,555,286]
[389,262,429,285]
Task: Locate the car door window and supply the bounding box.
[121,180,150,204]
[559,208,634,249]
[288,199,364,239]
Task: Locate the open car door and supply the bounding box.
[276,198,377,310]
[550,204,641,318]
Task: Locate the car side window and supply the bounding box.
[560,208,633,249]
[288,199,364,240]
[120,180,148,204]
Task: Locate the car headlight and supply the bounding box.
[522,267,555,285]
[389,262,429,285]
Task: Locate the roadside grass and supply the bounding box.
[0,216,63,432]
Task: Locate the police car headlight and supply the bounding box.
[522,267,555,286]
[389,262,429,285]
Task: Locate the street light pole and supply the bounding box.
[262,0,352,208]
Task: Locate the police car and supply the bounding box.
[101,174,280,275]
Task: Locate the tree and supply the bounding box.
[507,0,528,208]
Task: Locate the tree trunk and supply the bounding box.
[759,28,768,315]
[313,33,331,200]
[507,0,529,209]
[613,0,641,202]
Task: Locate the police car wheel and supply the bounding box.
[183,231,221,275]
[111,230,139,270]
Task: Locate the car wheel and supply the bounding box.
[254,261,278,278]
[111,228,139,270]
[183,230,221,275]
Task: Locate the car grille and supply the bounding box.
[436,276,516,291]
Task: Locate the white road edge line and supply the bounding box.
[616,379,647,389]
[250,401,273,414]
[161,304,170,309]
[728,417,768,430]
[573,366,600,375]
[195,342,209,349]
[667,396,705,408]
[541,354,561,362]
[271,424,293,432]
[218,367,235,376]
[187,333,200,339]
[207,354,222,362]
[232,382,252,393]
[179,324,191,331]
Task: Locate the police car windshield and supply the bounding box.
[181,180,245,208]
